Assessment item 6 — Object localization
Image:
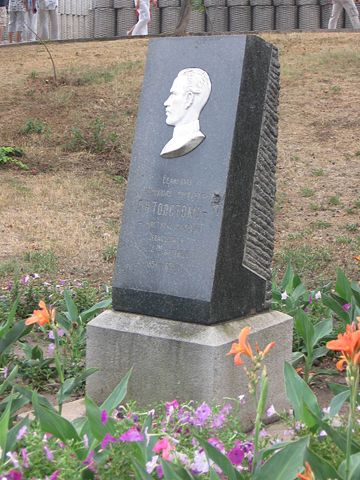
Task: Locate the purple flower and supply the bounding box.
[165,399,179,416]
[7,470,23,480]
[266,404,277,418]
[221,403,233,415]
[101,432,119,449]
[6,452,19,468]
[193,402,211,427]
[3,366,9,378]
[48,343,55,355]
[211,413,225,429]
[208,437,225,454]
[21,448,30,468]
[100,409,108,425]
[48,331,55,340]
[146,455,159,474]
[228,446,245,466]
[44,445,54,462]
[20,275,30,285]
[342,303,351,312]
[49,471,60,480]
[191,450,209,474]
[16,426,28,441]
[7,281,13,291]
[156,464,164,479]
[83,450,96,473]
[119,427,144,442]
[308,294,313,304]
[259,428,269,439]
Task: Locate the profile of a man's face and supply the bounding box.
[160,68,212,159]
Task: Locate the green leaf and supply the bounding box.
[281,264,294,290]
[0,396,11,460]
[304,448,341,480]
[304,403,360,454]
[0,320,31,357]
[292,282,307,301]
[0,365,19,395]
[339,452,360,479]
[64,289,79,322]
[100,368,132,415]
[209,469,222,480]
[0,298,18,337]
[329,390,350,417]
[294,310,314,357]
[335,269,352,303]
[57,368,97,406]
[322,295,349,323]
[32,391,80,444]
[291,351,304,365]
[253,436,309,480]
[312,318,333,346]
[84,396,110,441]
[13,384,55,411]
[194,435,244,480]
[6,416,30,454]
[328,382,349,396]
[80,299,112,323]
[284,362,321,429]
[131,457,153,480]
[311,346,328,361]
[161,459,195,479]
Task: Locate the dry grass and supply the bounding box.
[0,33,359,287]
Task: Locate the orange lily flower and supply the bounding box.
[25,300,56,327]
[327,323,360,370]
[297,462,315,480]
[227,326,276,366]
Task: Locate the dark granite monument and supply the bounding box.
[112,35,280,325]
[87,35,293,411]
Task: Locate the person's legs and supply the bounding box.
[0,7,6,43]
[37,9,49,39]
[328,1,344,29]
[132,0,150,35]
[8,11,16,43]
[48,9,59,40]
[15,11,24,42]
[342,0,360,28]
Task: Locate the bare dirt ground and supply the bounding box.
[0,33,359,289]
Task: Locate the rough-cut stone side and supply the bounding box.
[243,47,280,308]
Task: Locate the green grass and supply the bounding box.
[312,220,332,230]
[335,236,352,245]
[329,196,341,206]
[102,245,117,262]
[301,188,315,198]
[274,245,332,281]
[67,60,143,86]
[312,168,325,177]
[23,250,58,274]
[20,118,48,135]
[344,223,359,233]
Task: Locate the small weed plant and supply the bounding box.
[0,147,28,170]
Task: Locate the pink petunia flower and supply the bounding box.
[119,427,144,442]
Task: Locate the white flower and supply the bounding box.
[319,430,327,438]
[146,455,159,474]
[315,291,322,300]
[191,450,210,474]
[322,406,330,415]
[281,291,289,300]
[238,394,246,405]
[266,404,277,417]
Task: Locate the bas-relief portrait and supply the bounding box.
[160,68,212,159]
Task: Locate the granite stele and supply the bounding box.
[87,35,293,420]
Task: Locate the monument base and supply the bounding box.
[86,310,292,430]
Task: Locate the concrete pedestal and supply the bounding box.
[86,310,292,429]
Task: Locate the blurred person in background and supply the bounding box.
[328,0,360,29]
[128,0,157,36]
[0,0,8,44]
[37,0,58,40]
[8,0,26,43]
[24,0,37,41]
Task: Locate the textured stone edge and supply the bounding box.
[243,45,280,307]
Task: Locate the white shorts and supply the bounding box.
[0,7,7,27]
[8,10,25,33]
